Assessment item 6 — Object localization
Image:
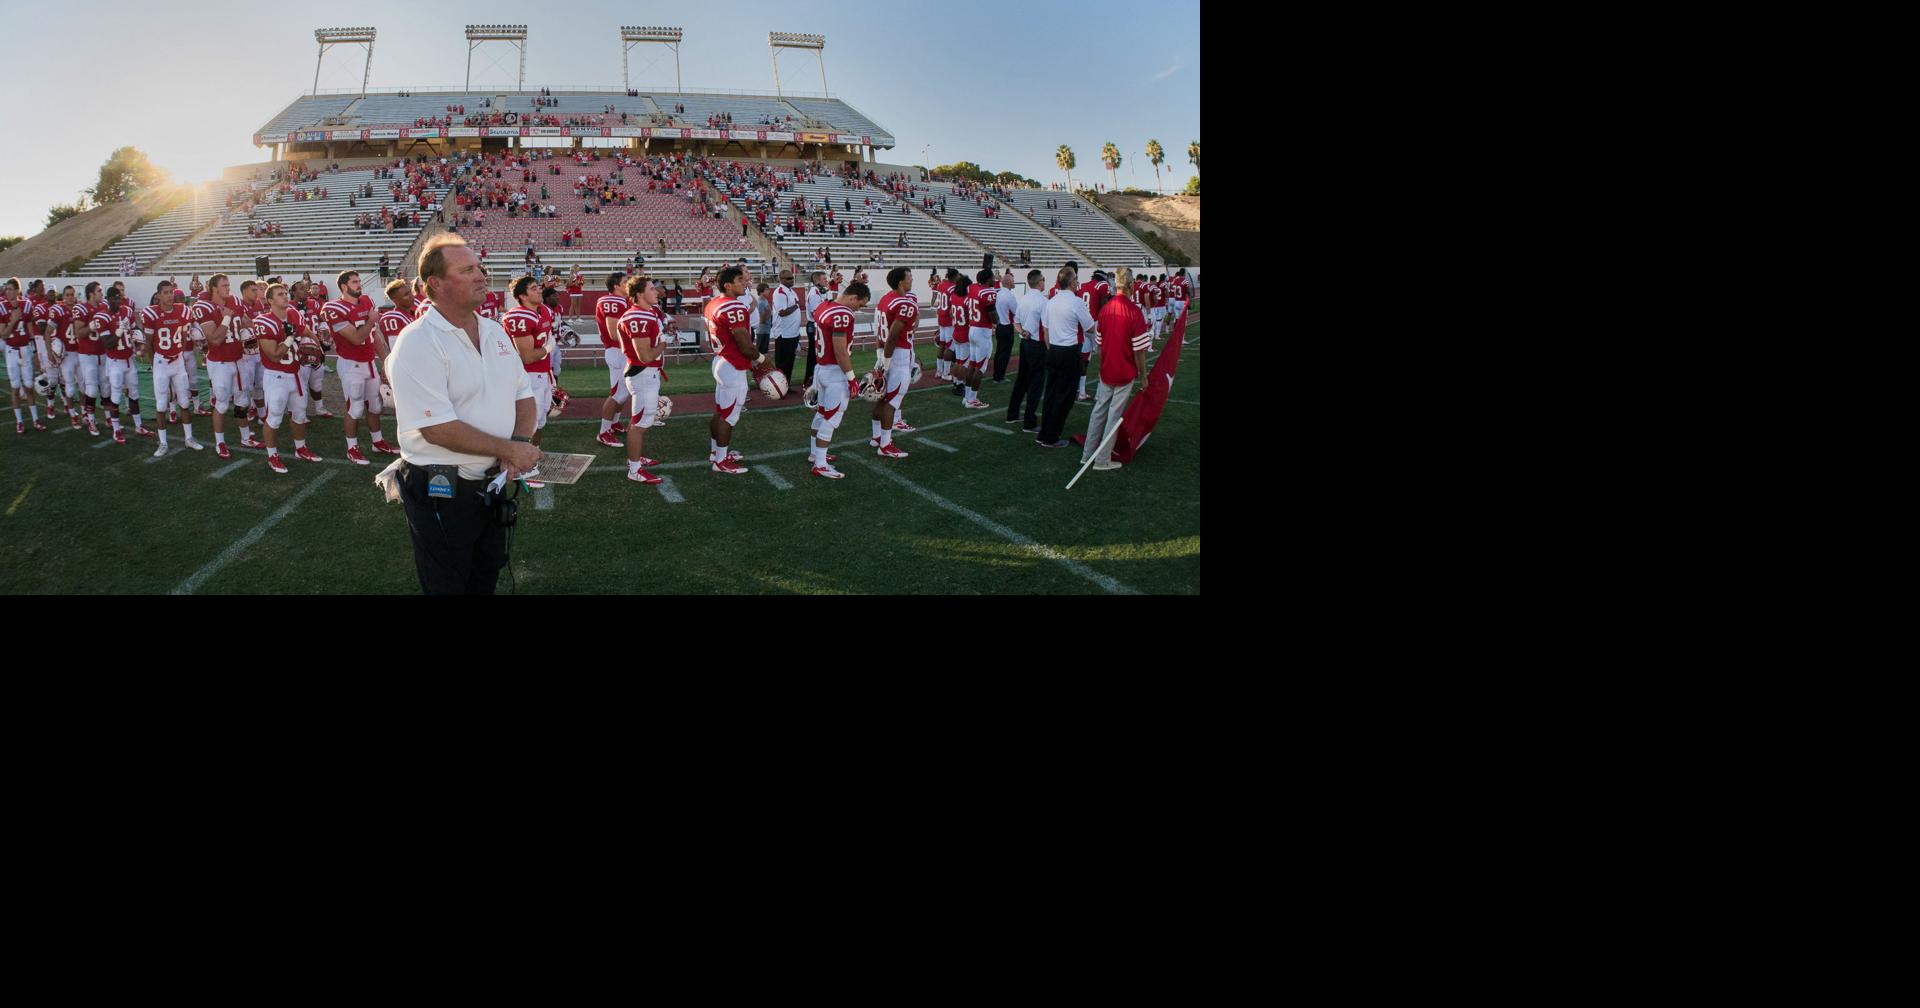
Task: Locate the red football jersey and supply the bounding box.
[47,302,73,343]
[594,293,629,347]
[967,286,998,330]
[478,290,503,322]
[810,301,855,368]
[1076,280,1111,317]
[614,307,661,368]
[378,307,411,348]
[703,295,753,368]
[322,298,375,361]
[933,281,953,326]
[876,290,918,351]
[140,303,192,360]
[503,306,552,373]
[253,310,307,373]
[1169,276,1189,299]
[190,299,244,363]
[74,303,114,354]
[1,298,28,349]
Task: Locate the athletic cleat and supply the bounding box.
[183,439,204,451]
[811,464,845,480]
[294,446,324,463]
[85,420,99,437]
[266,454,289,474]
[194,404,213,417]
[214,442,231,459]
[1076,392,1093,402]
[594,430,623,448]
[135,425,157,439]
[825,453,837,463]
[610,422,628,435]
[345,446,370,466]
[626,468,663,485]
[113,431,127,445]
[370,439,400,455]
[240,435,265,449]
[69,411,81,429]
[893,423,915,432]
[963,399,992,409]
[631,455,661,468]
[312,405,336,419]
[152,444,168,458]
[31,421,47,432]
[877,443,910,459]
[1036,439,1069,448]
[711,458,748,475]
[246,405,258,422]
[726,449,743,462]
[870,437,881,448]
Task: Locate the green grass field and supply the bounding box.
[1,315,1200,594]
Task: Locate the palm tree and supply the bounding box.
[1145,140,1165,195]
[1187,141,1200,176]
[1056,145,1076,192]
[1101,142,1122,191]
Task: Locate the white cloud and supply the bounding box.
[1152,62,1182,81]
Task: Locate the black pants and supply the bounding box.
[992,323,1015,381]
[1037,344,1082,444]
[756,329,771,355]
[774,336,800,390]
[1006,338,1048,427]
[399,462,509,595]
[802,324,818,385]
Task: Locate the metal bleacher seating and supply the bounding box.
[917,181,1080,271]
[720,167,975,272]
[997,188,1157,268]
[83,185,237,274]
[160,167,450,280]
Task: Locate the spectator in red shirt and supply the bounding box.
[1081,268,1152,472]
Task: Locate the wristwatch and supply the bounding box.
[510,435,533,443]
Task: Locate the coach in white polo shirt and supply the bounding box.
[1037,266,1098,448]
[769,270,805,390]
[386,234,542,595]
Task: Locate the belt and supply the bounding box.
[402,460,500,485]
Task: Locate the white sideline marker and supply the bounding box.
[656,475,685,503]
[854,460,1141,596]
[915,438,957,453]
[973,423,1013,435]
[170,470,339,596]
[754,466,792,490]
[208,459,252,479]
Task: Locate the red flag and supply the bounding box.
[1110,311,1188,464]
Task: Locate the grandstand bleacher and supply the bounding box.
[159,166,449,280]
[917,181,1081,269]
[82,186,238,274]
[720,167,977,271]
[997,188,1157,268]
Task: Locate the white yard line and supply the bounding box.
[853,460,1141,595]
[169,470,339,595]
[610,414,982,475]
[973,422,1013,435]
[656,475,685,503]
[915,438,957,453]
[1166,398,1201,405]
[754,466,793,490]
[208,459,252,479]
[92,438,114,449]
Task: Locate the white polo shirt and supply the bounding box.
[995,284,1018,326]
[1042,287,1098,348]
[805,286,828,326]
[1016,288,1048,340]
[770,284,803,340]
[388,307,534,480]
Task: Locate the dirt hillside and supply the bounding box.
[1095,193,1199,264]
[0,186,189,277]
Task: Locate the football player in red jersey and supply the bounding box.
[251,283,323,474]
[478,286,504,323]
[322,270,394,464]
[190,274,246,457]
[804,281,869,479]
[235,279,268,433]
[100,286,143,438]
[702,265,772,475]
[958,268,998,409]
[291,280,334,420]
[138,280,203,456]
[932,268,957,381]
[45,285,85,426]
[502,274,556,460]
[592,270,632,447]
[868,267,917,458]
[376,278,416,436]
[612,275,667,484]
[72,283,117,437]
[3,280,48,433]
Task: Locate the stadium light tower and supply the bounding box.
[621,26,683,93]
[466,24,529,91]
[313,27,377,98]
[767,32,827,98]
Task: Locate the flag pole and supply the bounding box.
[1065,413,1127,491]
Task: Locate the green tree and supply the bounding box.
[1187,140,1200,176]
[1184,175,1200,195]
[1101,142,1122,191]
[46,199,89,229]
[1056,145,1076,191]
[994,170,1025,186]
[83,147,169,206]
[1146,139,1166,195]
[0,236,25,252]
[932,161,994,184]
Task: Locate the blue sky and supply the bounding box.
[0,0,1200,240]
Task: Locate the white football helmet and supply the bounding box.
[803,384,819,408]
[859,367,886,402]
[33,373,53,397]
[910,360,922,384]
